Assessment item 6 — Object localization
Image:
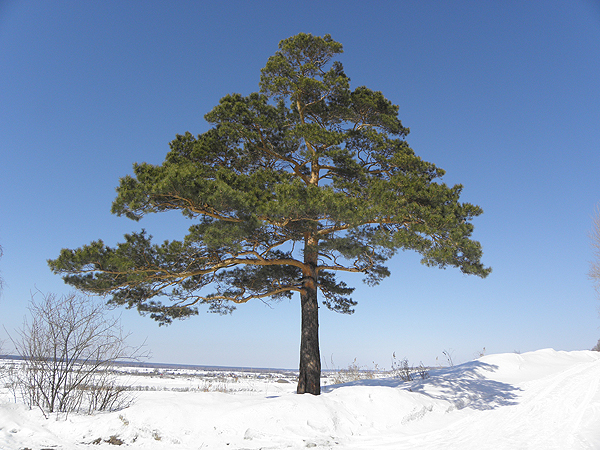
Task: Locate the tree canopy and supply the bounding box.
[49,33,490,394]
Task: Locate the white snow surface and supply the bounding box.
[1,348,599,449]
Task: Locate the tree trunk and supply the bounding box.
[297,236,321,395]
[297,282,321,394]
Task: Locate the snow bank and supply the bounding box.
[1,349,599,449]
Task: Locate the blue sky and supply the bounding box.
[1,0,599,370]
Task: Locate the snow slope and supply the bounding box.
[1,349,599,449]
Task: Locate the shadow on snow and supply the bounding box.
[323,360,522,411]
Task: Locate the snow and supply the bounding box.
[1,348,599,449]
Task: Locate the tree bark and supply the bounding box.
[297,236,321,395]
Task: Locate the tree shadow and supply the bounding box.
[323,361,522,411]
[412,361,522,410]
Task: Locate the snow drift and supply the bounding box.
[1,348,599,449]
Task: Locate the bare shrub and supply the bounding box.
[9,292,144,415]
[474,347,486,359]
[435,349,455,367]
[331,358,375,384]
[415,362,430,380]
[592,339,600,352]
[391,353,429,381]
[391,353,413,381]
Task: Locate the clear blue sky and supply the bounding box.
[1,0,600,369]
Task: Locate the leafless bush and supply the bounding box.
[391,353,429,381]
[474,347,486,359]
[435,349,455,367]
[9,292,144,415]
[391,354,413,381]
[415,362,430,380]
[330,357,375,384]
[592,339,600,352]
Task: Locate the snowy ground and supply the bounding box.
[1,348,599,449]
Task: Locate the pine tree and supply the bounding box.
[48,33,490,395]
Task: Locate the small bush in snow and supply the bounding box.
[8,292,145,415]
[331,358,375,384]
[391,353,429,381]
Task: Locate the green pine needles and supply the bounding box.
[48,34,490,394]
